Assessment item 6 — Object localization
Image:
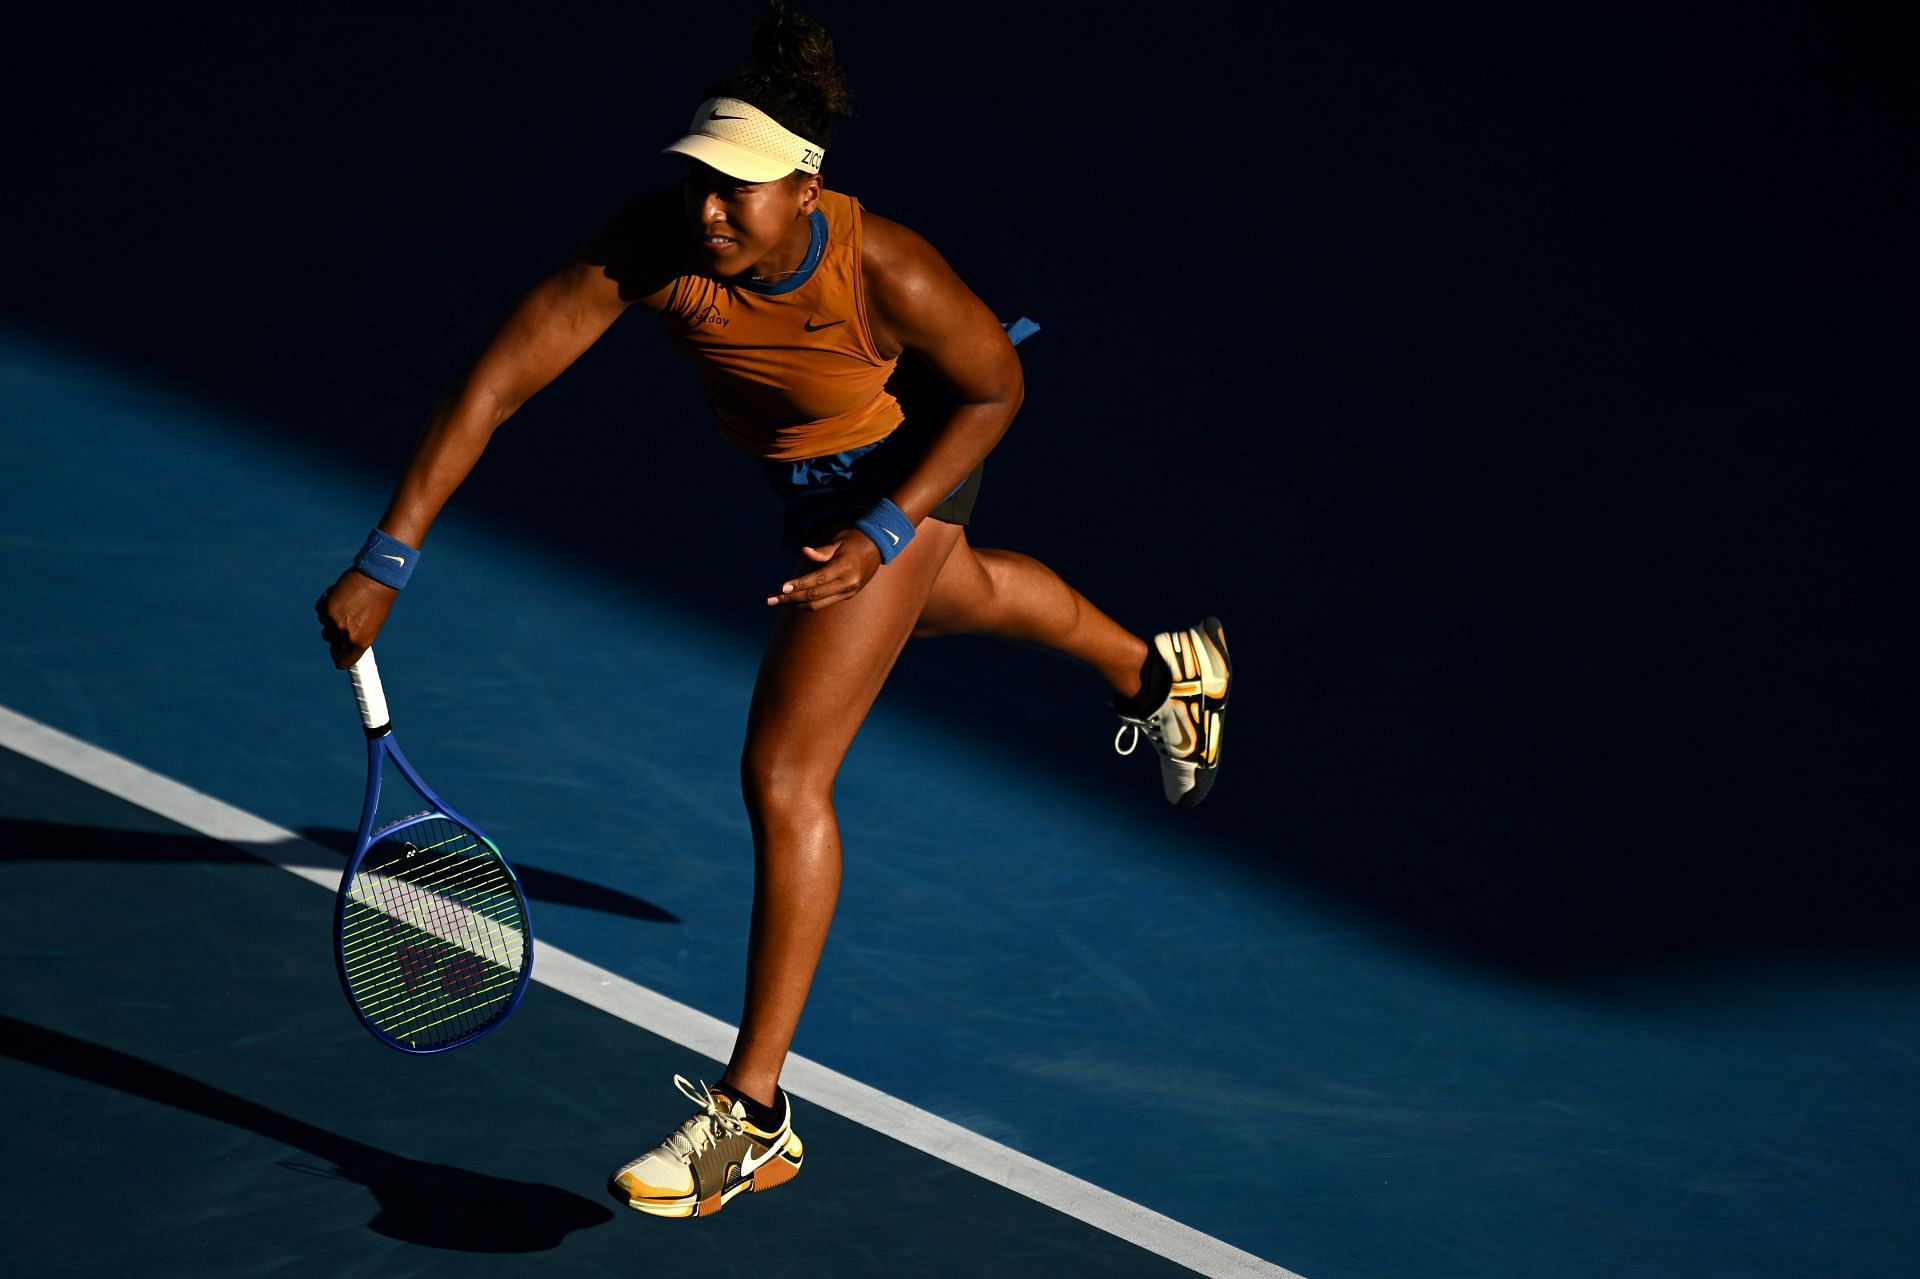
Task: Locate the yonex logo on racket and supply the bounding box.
[441,954,484,996]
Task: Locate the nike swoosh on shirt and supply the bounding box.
[803,318,845,332]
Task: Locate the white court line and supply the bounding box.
[0,703,1301,1279]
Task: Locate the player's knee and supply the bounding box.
[739,742,835,820]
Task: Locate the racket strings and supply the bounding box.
[340,816,529,1049]
[343,903,522,1040]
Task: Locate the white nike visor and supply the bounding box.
[664,97,825,183]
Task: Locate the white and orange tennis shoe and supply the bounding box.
[1115,617,1233,808]
[608,1076,803,1219]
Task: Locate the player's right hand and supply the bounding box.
[315,570,397,669]
[767,530,883,611]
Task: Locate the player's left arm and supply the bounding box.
[769,214,1022,610]
[861,213,1025,524]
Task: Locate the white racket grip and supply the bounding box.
[349,648,391,733]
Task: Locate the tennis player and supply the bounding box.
[314,0,1230,1220]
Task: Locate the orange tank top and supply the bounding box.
[658,190,902,461]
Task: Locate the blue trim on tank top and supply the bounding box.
[740,209,828,295]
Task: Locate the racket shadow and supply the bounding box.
[0,820,679,926]
[1,1014,612,1252]
[300,826,680,924]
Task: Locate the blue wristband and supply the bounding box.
[352,527,420,590]
[852,498,915,564]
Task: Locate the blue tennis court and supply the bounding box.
[3,5,1913,1276]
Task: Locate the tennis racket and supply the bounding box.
[335,648,534,1052]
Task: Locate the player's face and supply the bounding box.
[684,162,818,278]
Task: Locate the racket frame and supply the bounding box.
[335,650,534,1054]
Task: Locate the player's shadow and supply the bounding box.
[0,1013,611,1252]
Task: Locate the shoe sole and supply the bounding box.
[1176,617,1231,810]
[613,1133,805,1220]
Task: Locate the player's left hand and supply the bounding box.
[767,531,883,610]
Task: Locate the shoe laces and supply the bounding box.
[661,1074,744,1160]
[1113,715,1166,757]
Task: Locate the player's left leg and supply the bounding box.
[912,530,1150,695]
[915,530,1233,808]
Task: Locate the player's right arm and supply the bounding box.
[316,194,682,668]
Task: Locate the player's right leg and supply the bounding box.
[914,531,1231,807]
[609,520,966,1218]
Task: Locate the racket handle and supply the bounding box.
[349,648,392,736]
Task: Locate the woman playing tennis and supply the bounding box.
[314,1,1230,1221]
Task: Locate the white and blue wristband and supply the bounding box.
[846,317,1036,566]
[852,498,915,564]
[352,528,420,590]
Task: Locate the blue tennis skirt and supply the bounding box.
[762,431,982,550]
[760,318,1033,549]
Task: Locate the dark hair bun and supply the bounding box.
[706,2,852,150]
[748,2,853,115]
